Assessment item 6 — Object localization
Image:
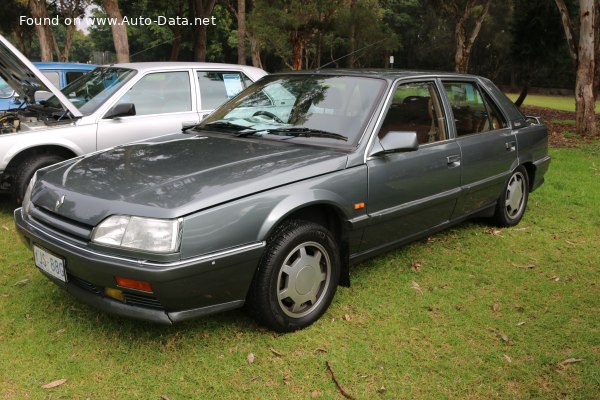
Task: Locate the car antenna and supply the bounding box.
[129,36,182,61]
[316,38,387,71]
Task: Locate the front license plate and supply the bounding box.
[33,245,67,283]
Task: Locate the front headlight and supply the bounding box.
[22,173,37,216]
[92,215,182,253]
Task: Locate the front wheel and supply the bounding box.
[247,220,340,332]
[493,166,529,227]
[13,154,66,203]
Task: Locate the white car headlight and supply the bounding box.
[22,173,37,216]
[92,215,182,253]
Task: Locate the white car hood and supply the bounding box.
[0,34,82,117]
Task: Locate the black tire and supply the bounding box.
[247,220,340,332]
[493,166,529,227]
[13,154,65,203]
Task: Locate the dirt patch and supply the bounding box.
[520,105,600,148]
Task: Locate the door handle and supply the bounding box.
[446,155,461,168]
[505,141,516,152]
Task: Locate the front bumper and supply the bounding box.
[14,208,265,324]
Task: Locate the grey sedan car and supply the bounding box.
[14,71,550,332]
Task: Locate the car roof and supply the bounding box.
[269,69,484,81]
[108,61,265,73]
[32,62,97,70]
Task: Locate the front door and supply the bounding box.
[96,70,199,150]
[362,80,461,252]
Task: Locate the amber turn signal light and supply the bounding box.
[115,276,153,293]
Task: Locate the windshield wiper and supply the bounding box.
[184,120,256,134]
[264,127,348,141]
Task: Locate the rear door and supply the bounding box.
[440,80,518,217]
[361,80,461,252]
[96,69,199,149]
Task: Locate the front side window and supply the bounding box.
[443,81,507,136]
[198,75,386,148]
[197,71,250,110]
[379,81,447,144]
[115,71,192,116]
[45,67,136,115]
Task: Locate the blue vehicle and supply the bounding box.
[0,62,96,110]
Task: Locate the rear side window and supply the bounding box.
[442,81,507,136]
[197,71,251,110]
[42,71,60,88]
[115,71,192,116]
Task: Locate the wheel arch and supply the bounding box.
[258,191,351,287]
[5,144,80,175]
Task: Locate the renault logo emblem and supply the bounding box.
[55,195,65,212]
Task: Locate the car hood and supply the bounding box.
[0,34,82,117]
[32,133,348,225]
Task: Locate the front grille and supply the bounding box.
[123,292,164,309]
[29,205,93,241]
[68,273,103,295]
[67,273,164,310]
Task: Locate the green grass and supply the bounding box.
[505,93,600,113]
[1,143,599,399]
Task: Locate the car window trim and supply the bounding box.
[439,78,512,136]
[364,77,452,162]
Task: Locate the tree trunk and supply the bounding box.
[237,0,246,64]
[453,0,491,73]
[575,0,596,135]
[28,0,53,61]
[555,0,578,68]
[249,35,262,69]
[102,0,130,63]
[514,84,529,108]
[192,0,216,61]
[291,31,304,70]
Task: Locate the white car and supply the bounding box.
[0,35,267,201]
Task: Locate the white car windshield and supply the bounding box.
[44,67,136,115]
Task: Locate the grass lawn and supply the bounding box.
[505,93,600,113]
[1,148,599,398]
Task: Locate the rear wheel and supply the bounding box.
[13,154,65,203]
[493,166,529,227]
[247,220,340,332]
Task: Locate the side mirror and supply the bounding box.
[372,131,419,156]
[105,103,136,119]
[525,116,542,126]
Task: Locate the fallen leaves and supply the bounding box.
[343,314,351,321]
[270,348,284,357]
[491,328,509,343]
[247,353,255,364]
[41,379,67,389]
[503,354,512,363]
[12,279,29,287]
[491,303,501,314]
[485,228,503,236]
[512,262,535,269]
[558,358,582,368]
[410,281,423,294]
[411,261,422,272]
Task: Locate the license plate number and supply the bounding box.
[33,245,66,283]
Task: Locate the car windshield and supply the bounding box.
[0,77,15,98]
[44,67,135,115]
[198,75,386,148]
